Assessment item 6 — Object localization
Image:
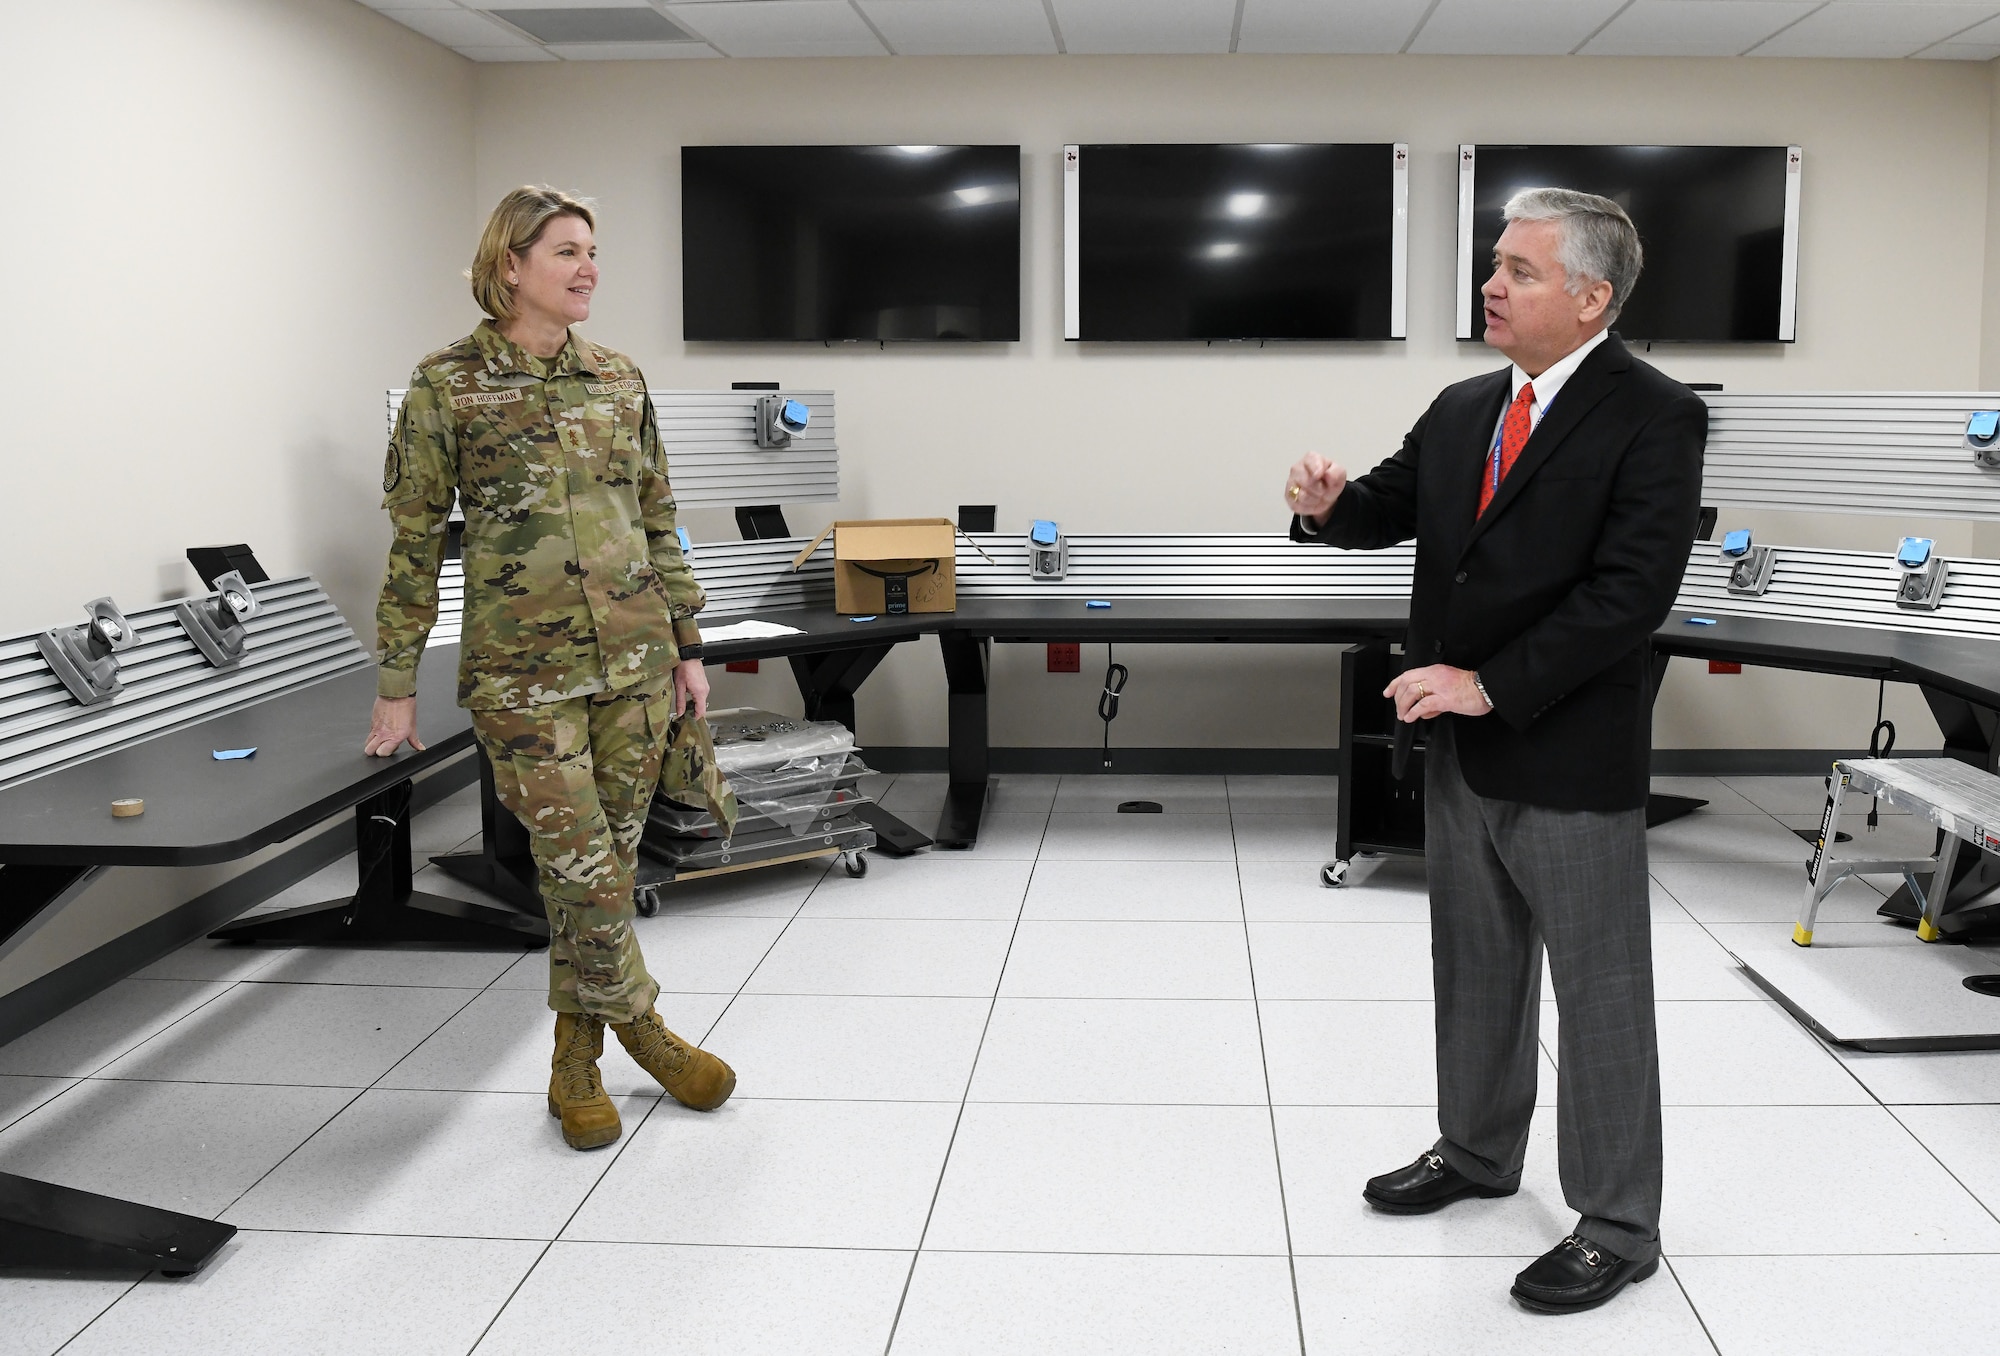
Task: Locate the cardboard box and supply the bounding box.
[792,518,958,615]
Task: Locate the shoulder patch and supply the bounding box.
[383,442,403,493]
[585,379,646,395]
[449,388,525,411]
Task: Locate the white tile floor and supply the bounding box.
[5,773,1999,1353]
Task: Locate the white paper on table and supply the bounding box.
[700,619,806,642]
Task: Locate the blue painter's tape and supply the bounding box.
[1684,617,1718,626]
[213,747,257,760]
[1086,600,1112,609]
[850,615,878,623]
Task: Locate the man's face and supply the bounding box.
[1480,219,1609,375]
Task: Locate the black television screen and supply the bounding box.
[681,145,1020,342]
[1458,144,1800,343]
[1065,143,1407,341]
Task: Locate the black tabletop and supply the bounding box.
[0,656,471,867]
[700,609,934,663]
[11,597,2000,867]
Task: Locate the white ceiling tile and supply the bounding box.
[1050,0,1238,55]
[456,43,563,59]
[486,1,663,8]
[1751,3,2000,57]
[545,39,723,56]
[1923,9,2000,42]
[664,1,889,55]
[1581,1,1819,56]
[358,0,464,11]
[1913,39,2000,54]
[1235,0,1434,54]
[1408,0,1629,55]
[379,8,528,44]
[859,1,1059,55]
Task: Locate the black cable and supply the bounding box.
[1099,644,1128,769]
[1867,679,1896,830]
[351,779,412,912]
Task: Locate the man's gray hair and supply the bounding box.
[1503,187,1643,322]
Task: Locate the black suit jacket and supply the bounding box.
[1294,335,1706,811]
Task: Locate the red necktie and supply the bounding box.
[1479,381,1536,518]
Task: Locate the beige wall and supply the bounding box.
[471,53,1991,752]
[0,0,477,1001]
[0,0,475,638]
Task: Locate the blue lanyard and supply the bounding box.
[1491,387,1546,494]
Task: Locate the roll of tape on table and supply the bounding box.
[111,798,145,818]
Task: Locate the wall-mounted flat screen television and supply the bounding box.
[682,145,1021,342]
[1457,144,1801,343]
[1064,143,1408,341]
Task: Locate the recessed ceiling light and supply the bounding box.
[1226,192,1265,218]
[1206,241,1241,259]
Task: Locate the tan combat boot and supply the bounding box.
[612,1008,736,1110]
[548,1011,622,1150]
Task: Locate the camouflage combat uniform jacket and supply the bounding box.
[376,321,704,709]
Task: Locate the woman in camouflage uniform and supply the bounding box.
[364,186,735,1150]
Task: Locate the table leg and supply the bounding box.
[429,747,542,916]
[209,779,547,948]
[0,1171,235,1277]
[936,632,990,849]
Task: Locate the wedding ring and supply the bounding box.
[1287,485,1301,501]
[1414,682,1428,700]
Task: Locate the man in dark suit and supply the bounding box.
[1285,188,1705,1314]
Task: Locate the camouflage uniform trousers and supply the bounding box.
[470,680,672,1023]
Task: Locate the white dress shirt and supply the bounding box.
[1500,326,1611,437]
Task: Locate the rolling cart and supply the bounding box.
[633,708,878,914]
[1325,641,1426,887]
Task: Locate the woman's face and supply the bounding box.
[507,215,598,328]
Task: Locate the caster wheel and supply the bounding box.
[635,887,660,917]
[844,853,868,878]
[1319,861,1348,889]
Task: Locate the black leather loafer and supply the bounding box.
[1511,1234,1659,1314]
[1362,1149,1518,1215]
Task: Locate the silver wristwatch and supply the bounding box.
[1471,672,1494,711]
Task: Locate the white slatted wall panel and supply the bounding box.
[386,388,837,507]
[1700,392,2000,520]
[1675,541,2000,639]
[953,534,1416,597]
[0,578,369,789]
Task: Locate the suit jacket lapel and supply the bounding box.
[1460,336,1630,556]
[1441,371,1510,561]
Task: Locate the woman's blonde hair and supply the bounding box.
[468,186,597,321]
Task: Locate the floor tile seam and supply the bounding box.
[1659,1256,1728,1356]
[485,1238,921,1254]
[222,978,497,992]
[688,861,827,1044]
[1883,1103,2000,1229]
[362,977,508,1098]
[878,848,1039,1354]
[65,977,248,1081]
[210,1083,372,1224]
[1226,841,1310,1356]
[44,1277,142,1356]
[67,1074,374,1092]
[0,1075,86,1135]
[544,864,830,1246]
[465,1239,556,1354]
